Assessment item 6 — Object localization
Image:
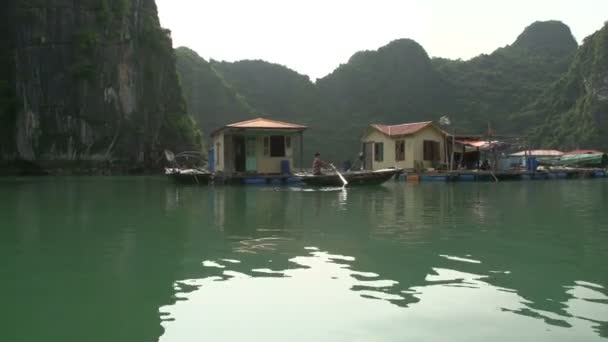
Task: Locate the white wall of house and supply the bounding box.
[361,126,446,170]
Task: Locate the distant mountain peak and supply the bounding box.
[512,20,578,56]
[347,38,430,65]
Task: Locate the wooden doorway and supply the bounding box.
[234,135,246,172]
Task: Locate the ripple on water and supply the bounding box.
[160,245,608,342]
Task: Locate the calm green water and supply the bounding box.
[2,177,608,341]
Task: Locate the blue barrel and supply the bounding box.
[280,160,290,174]
[527,157,538,171]
[243,177,266,185]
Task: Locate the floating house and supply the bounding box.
[210,118,306,176]
[361,121,447,171]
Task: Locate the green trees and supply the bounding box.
[434,21,577,133]
[174,47,254,138]
[532,23,608,150]
[176,20,608,159]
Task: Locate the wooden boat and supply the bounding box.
[164,150,212,185]
[296,168,401,187]
[558,153,608,167]
[165,167,212,185]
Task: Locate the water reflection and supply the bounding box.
[159,181,608,341]
[161,244,608,342]
[2,178,607,341]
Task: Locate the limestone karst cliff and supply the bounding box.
[0,0,199,173]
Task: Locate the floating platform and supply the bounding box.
[401,168,607,182]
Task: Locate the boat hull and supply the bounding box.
[166,168,212,185]
[297,169,400,187]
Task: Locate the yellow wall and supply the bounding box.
[212,131,298,174]
[361,126,446,170]
[411,126,446,169]
[254,133,295,174]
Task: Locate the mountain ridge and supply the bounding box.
[176,20,608,161]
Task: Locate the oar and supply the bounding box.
[330,163,348,187]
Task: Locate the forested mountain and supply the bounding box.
[0,0,199,173]
[176,20,607,161]
[210,59,327,157]
[175,47,255,138]
[211,60,322,123]
[315,39,454,158]
[434,21,577,132]
[532,22,608,150]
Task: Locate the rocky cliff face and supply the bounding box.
[1,0,199,171]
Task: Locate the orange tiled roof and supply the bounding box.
[227,118,307,129]
[370,121,437,136]
[227,118,306,129]
[212,117,307,136]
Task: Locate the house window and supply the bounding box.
[216,142,221,166]
[263,137,269,156]
[270,136,286,157]
[395,140,405,161]
[423,140,440,161]
[374,142,384,162]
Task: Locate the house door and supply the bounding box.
[234,135,246,172]
[363,142,374,170]
[245,136,257,172]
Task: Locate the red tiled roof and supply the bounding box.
[212,117,307,136]
[370,121,438,136]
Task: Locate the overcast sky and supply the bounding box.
[156,0,607,80]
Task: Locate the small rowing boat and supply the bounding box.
[295,168,401,187]
[165,167,212,185]
[164,150,212,185]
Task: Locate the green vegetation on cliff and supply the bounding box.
[175,47,254,137]
[316,38,454,158]
[181,20,585,160]
[211,59,322,125]
[532,23,608,150]
[210,59,325,157]
[434,20,577,132]
[2,0,200,168]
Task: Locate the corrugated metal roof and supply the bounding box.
[510,150,564,157]
[370,121,437,137]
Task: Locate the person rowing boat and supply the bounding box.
[312,152,329,175]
